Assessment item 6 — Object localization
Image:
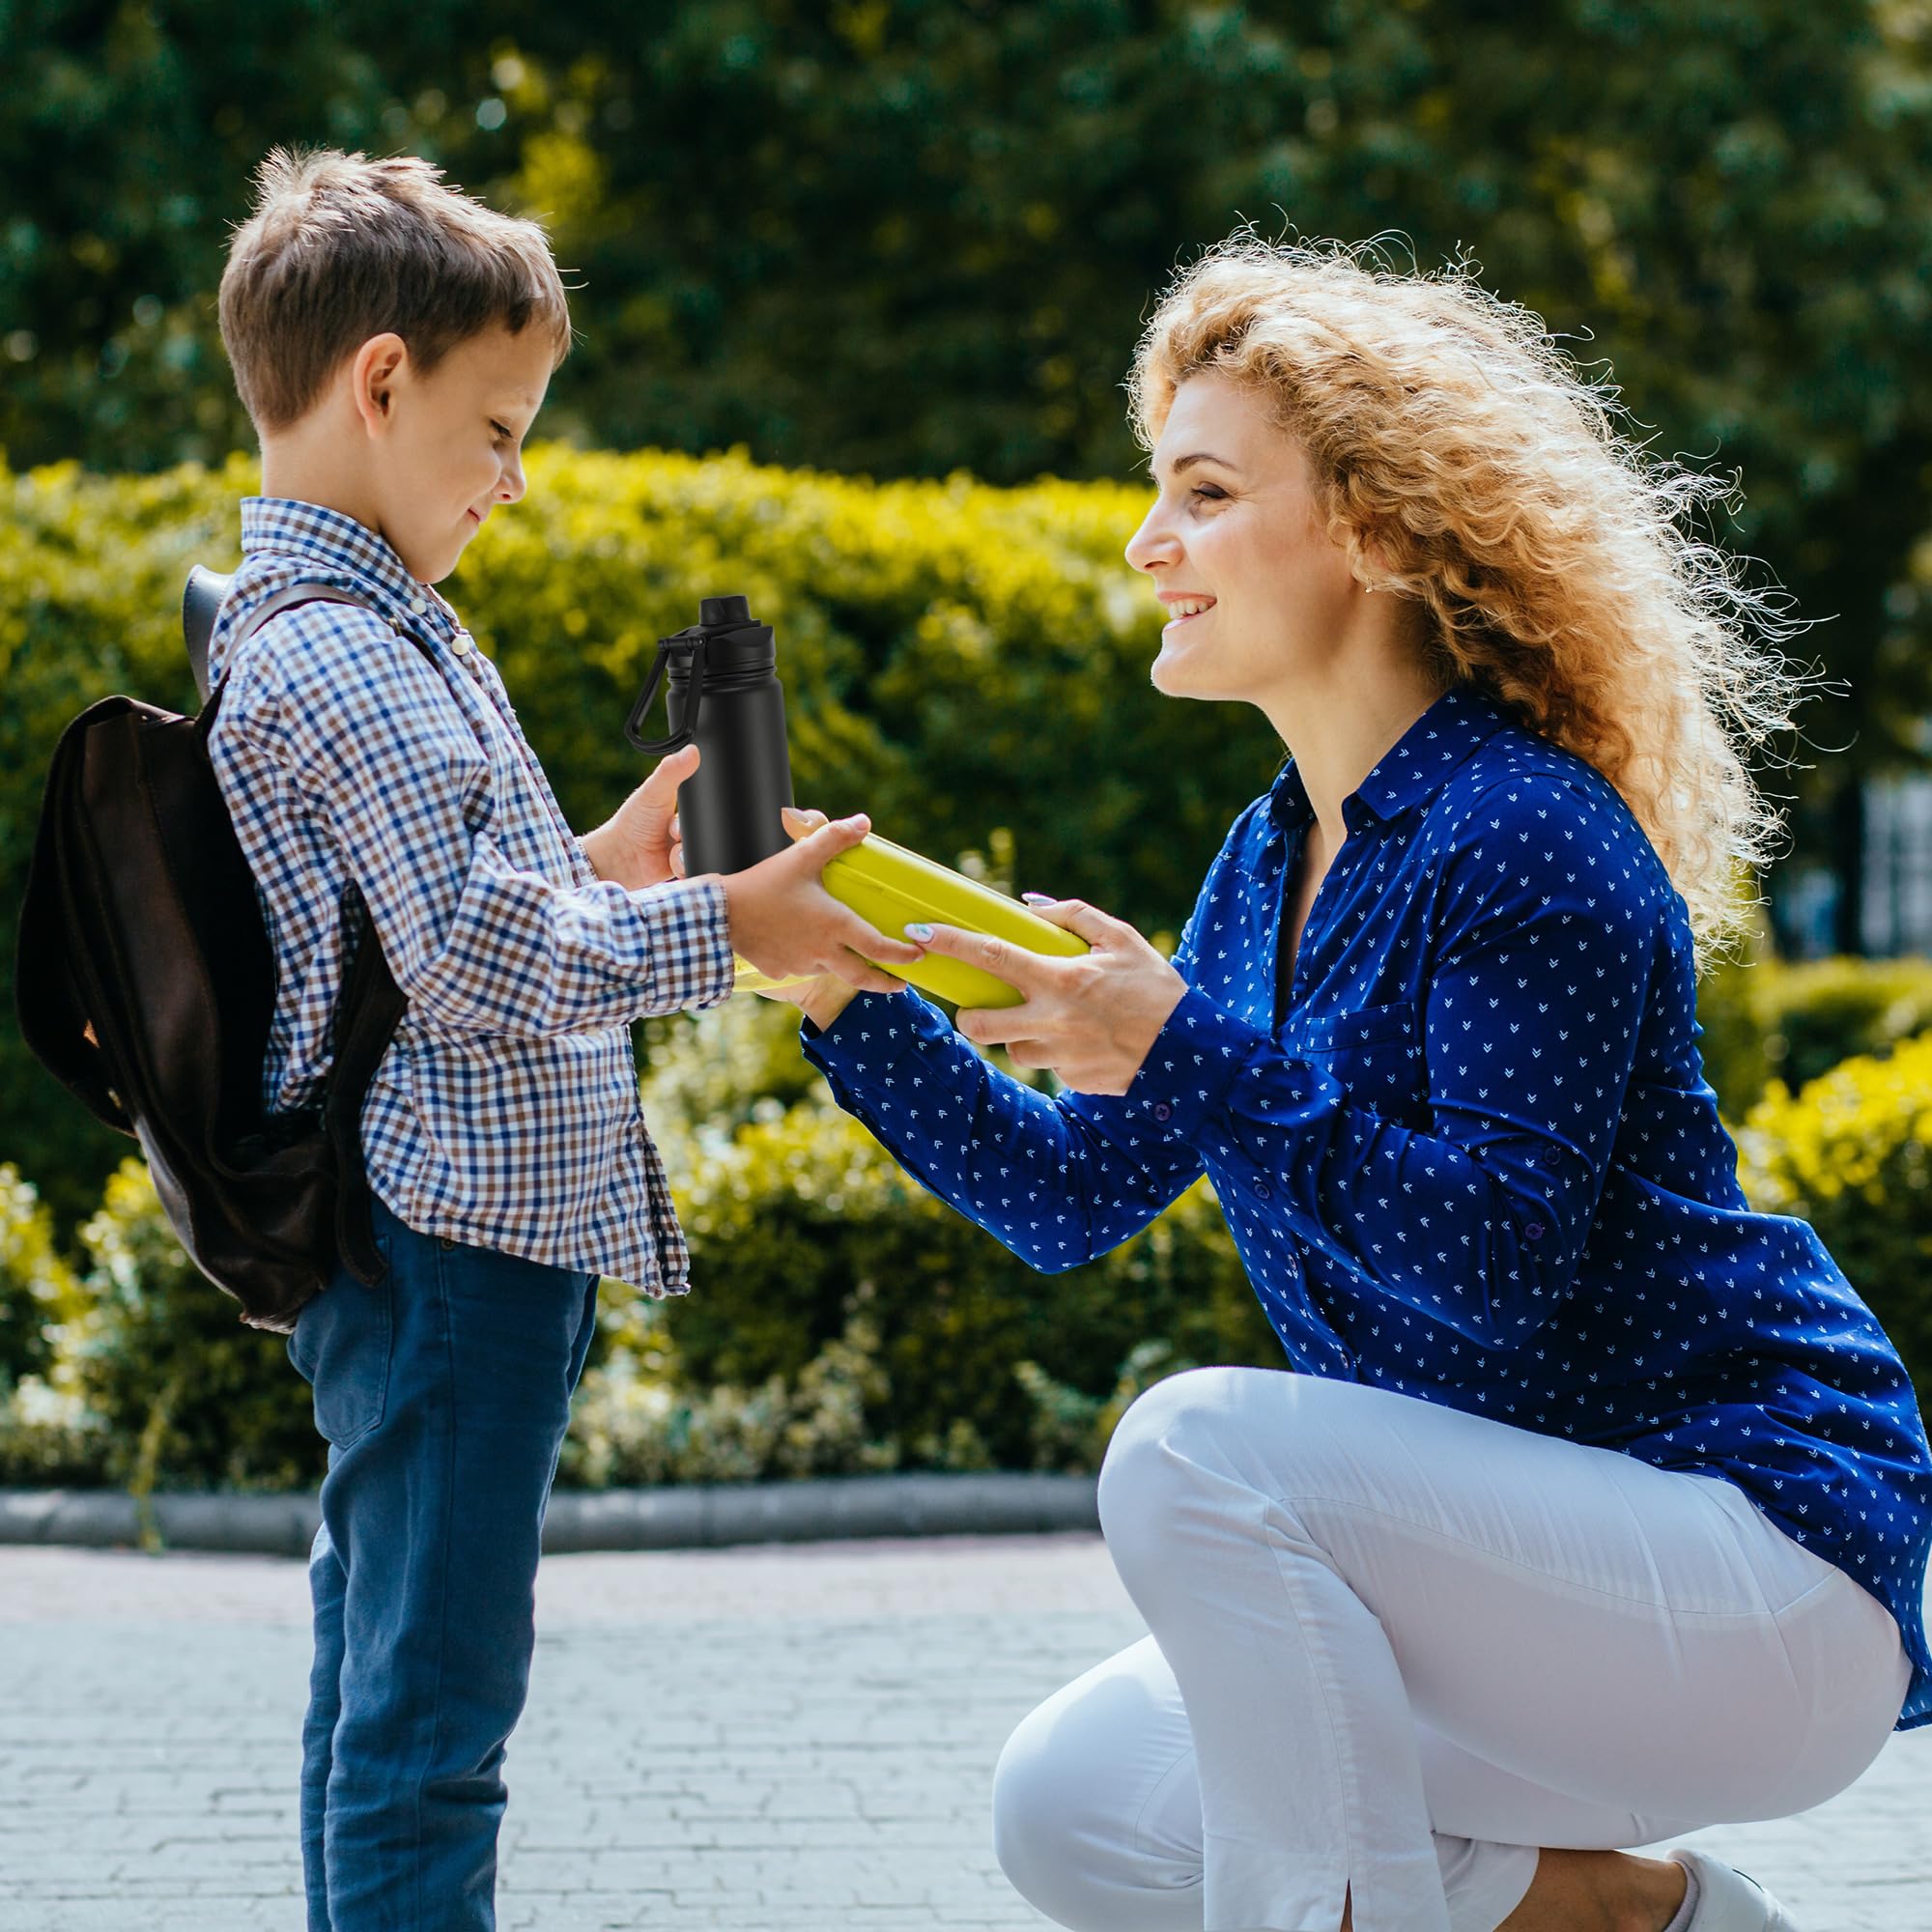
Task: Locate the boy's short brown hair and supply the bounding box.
[218,145,574,437]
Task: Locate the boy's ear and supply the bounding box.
[349,332,409,438]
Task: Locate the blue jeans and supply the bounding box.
[288,1191,600,1931]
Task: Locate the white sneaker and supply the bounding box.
[1666,1848,1804,1932]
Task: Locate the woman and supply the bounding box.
[742,238,1932,1932]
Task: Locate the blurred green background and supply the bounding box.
[12,0,1932,952]
[5,0,1932,1494]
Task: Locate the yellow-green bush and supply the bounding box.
[0,1163,82,1389]
[4,445,1269,1242]
[0,1373,107,1487]
[559,1312,903,1490]
[0,977,1281,1490]
[634,997,1282,1473]
[49,1159,322,1493]
[1734,1031,1932,1413]
[1695,953,1932,1125]
[8,1009,1930,1490]
[0,1163,100,1487]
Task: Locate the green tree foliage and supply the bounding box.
[10,1,1932,896]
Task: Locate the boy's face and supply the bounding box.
[357,321,554,584]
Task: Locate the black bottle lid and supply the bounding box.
[664,593,774,680]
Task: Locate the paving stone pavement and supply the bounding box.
[1,1532,1928,1931]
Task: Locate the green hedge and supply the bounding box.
[4,457,286,1234]
[7,991,1931,1495]
[2,445,1269,1239]
[12,443,1897,1242]
[7,447,1930,1496]
[630,997,1278,1475]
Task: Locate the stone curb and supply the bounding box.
[0,1472,1100,1558]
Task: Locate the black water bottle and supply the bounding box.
[624,595,796,879]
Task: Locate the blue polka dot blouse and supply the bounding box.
[800,682,1932,1730]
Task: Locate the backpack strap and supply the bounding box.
[182,565,230,703]
[186,571,392,705]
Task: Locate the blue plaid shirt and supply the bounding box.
[802,683,1932,1730]
[205,497,737,1293]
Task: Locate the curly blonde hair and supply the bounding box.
[1126,232,1826,978]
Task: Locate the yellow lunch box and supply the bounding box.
[731,831,1091,1009]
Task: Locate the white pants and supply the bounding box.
[991,1368,1912,1932]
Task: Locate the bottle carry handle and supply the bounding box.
[624,634,709,754]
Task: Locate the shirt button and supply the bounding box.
[1525,1222,1545,1241]
[1153,1102,1171,1122]
[452,633,472,656]
[1256,1181,1273,1200]
[410,594,428,614]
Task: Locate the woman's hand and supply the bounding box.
[579,744,699,891]
[915,898,1187,1096]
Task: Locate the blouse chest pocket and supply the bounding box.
[1297,1000,1427,1122]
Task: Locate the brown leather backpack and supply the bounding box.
[13,568,420,1333]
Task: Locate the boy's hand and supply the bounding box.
[580,744,699,891]
[722,808,925,998]
[742,808,871,1026]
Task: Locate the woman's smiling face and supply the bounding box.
[1124,368,1364,704]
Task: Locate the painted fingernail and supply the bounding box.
[904,923,933,941]
[1021,893,1054,905]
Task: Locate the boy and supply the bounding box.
[208,146,923,1930]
